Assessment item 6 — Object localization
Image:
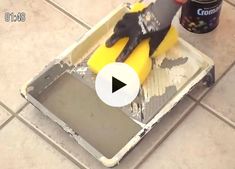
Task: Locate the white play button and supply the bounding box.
[95,63,140,107]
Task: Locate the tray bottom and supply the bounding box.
[37,73,141,158]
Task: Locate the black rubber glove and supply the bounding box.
[106,9,171,62]
[106,0,181,62]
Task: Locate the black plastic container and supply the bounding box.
[180,0,223,33]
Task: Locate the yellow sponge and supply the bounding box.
[87,3,178,84]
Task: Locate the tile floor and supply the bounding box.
[0,118,80,169]
[138,106,235,169]
[0,0,235,169]
[0,0,86,112]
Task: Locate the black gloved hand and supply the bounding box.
[106,4,171,62]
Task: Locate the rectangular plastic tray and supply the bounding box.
[21,3,214,168]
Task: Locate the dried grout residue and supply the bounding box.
[143,44,193,100]
[130,43,201,123]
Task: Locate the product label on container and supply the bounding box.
[180,0,223,33]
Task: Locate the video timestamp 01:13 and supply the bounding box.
[5,12,26,22]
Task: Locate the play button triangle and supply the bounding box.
[112,76,126,93]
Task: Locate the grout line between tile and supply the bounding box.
[188,94,197,102]
[43,0,154,32]
[0,101,29,115]
[0,116,15,130]
[16,102,29,115]
[0,101,28,130]
[200,102,235,129]
[16,114,89,169]
[44,0,91,30]
[224,0,235,7]
[134,99,198,169]
[0,101,16,115]
[198,61,235,102]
